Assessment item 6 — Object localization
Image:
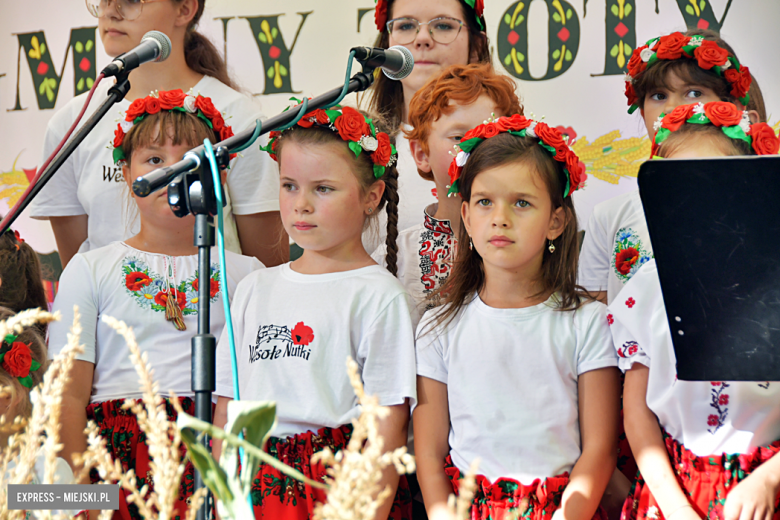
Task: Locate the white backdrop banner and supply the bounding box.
[1,0,778,255]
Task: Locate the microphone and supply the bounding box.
[101,31,172,77]
[350,46,414,80]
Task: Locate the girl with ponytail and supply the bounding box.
[31,0,286,269]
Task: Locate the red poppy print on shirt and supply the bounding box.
[626,297,636,308]
[291,322,315,346]
[154,289,187,310]
[126,271,152,291]
[607,314,614,325]
[192,278,220,298]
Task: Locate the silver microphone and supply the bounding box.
[351,45,415,80]
[101,31,172,77]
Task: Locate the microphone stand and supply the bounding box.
[1,72,131,231]
[157,65,376,520]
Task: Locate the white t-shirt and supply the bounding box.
[416,295,618,483]
[578,190,654,304]
[363,125,437,253]
[608,259,780,456]
[215,263,418,439]
[372,203,455,326]
[48,242,262,403]
[30,76,280,254]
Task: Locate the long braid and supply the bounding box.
[383,164,400,277]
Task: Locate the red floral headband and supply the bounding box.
[374,0,485,32]
[261,102,398,179]
[112,89,236,165]
[625,32,751,114]
[651,101,779,158]
[447,114,587,198]
[0,333,41,389]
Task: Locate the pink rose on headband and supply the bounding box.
[693,40,729,70]
[158,89,186,110]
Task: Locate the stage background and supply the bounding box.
[1,0,778,289]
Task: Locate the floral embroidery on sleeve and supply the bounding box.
[617,340,643,359]
[707,381,730,434]
[612,227,653,283]
[122,256,221,315]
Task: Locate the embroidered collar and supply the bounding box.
[423,204,454,235]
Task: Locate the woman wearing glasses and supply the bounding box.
[30,0,286,269]
[362,0,491,247]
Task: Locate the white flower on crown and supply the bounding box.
[721,59,732,70]
[689,36,704,47]
[640,48,655,63]
[653,116,663,133]
[624,73,633,84]
[526,121,538,138]
[120,119,134,133]
[359,135,378,152]
[693,102,706,115]
[149,90,160,98]
[455,150,470,167]
[183,95,197,114]
[739,111,751,134]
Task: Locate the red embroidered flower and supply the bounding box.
[374,0,388,31]
[291,322,314,346]
[662,104,695,132]
[144,97,161,115]
[534,122,567,160]
[158,89,186,110]
[607,314,614,325]
[2,342,33,378]
[719,394,729,405]
[625,297,636,308]
[693,40,729,70]
[628,345,638,355]
[750,123,780,156]
[703,101,742,127]
[496,114,532,132]
[154,289,186,310]
[707,414,719,426]
[711,381,722,386]
[195,96,220,119]
[192,278,220,298]
[615,247,640,275]
[724,65,752,101]
[126,272,152,291]
[334,107,370,143]
[655,32,688,60]
[371,132,393,166]
[113,124,125,148]
[125,98,147,121]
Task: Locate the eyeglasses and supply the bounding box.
[86,0,167,21]
[386,17,465,45]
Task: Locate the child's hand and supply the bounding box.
[724,472,779,520]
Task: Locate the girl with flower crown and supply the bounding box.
[49,91,263,519]
[212,105,417,520]
[361,0,491,250]
[413,115,620,520]
[608,102,780,520]
[30,0,285,269]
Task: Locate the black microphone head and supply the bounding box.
[141,31,171,62]
[383,45,414,81]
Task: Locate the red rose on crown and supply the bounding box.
[113,124,125,148]
[2,342,33,378]
[158,89,186,110]
[299,108,330,128]
[195,96,220,119]
[372,132,393,166]
[291,322,314,346]
[447,160,461,186]
[625,82,638,107]
[566,152,587,191]
[374,0,388,31]
[750,123,780,156]
[655,32,688,60]
[144,97,161,115]
[724,65,752,101]
[662,104,695,132]
[703,101,742,127]
[126,98,147,121]
[334,107,370,143]
[154,289,187,310]
[693,40,729,70]
[126,271,152,291]
[474,0,485,16]
[464,125,486,140]
[482,122,500,138]
[627,45,648,77]
[496,114,532,132]
[534,123,567,160]
[211,113,225,132]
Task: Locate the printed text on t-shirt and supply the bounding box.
[102,165,125,183]
[249,322,314,362]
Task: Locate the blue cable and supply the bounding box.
[322,50,357,109]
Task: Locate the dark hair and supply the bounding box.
[431,133,585,329]
[121,110,218,165]
[0,307,47,419]
[274,112,401,275]
[657,123,752,158]
[364,0,491,130]
[633,29,766,122]
[0,231,48,336]
[176,0,238,90]
[406,63,523,180]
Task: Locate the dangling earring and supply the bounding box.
[548,240,556,253]
[469,237,473,250]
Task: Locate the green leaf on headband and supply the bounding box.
[628,104,639,115]
[325,110,341,123]
[722,125,750,143]
[539,142,555,154]
[563,176,572,198]
[712,65,722,76]
[4,334,17,344]
[30,359,41,372]
[391,144,397,155]
[508,130,527,138]
[373,164,385,179]
[728,56,739,71]
[18,375,33,389]
[459,137,482,153]
[368,120,376,136]
[654,127,671,144]
[447,180,460,197]
[682,45,696,57]
[686,114,709,125]
[197,112,214,129]
[171,106,186,113]
[740,95,750,106]
[133,116,145,125]
[0,354,5,364]
[113,147,126,165]
[348,141,362,158]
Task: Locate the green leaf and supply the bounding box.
[552,49,561,60]
[30,359,41,372]
[447,179,459,197]
[75,41,83,53]
[611,4,619,16]
[4,334,17,344]
[517,51,525,61]
[647,53,658,67]
[624,4,632,15]
[610,44,619,58]
[280,65,288,76]
[565,49,573,61]
[624,44,633,56]
[517,14,525,25]
[112,147,125,165]
[685,5,694,14]
[258,33,267,43]
[18,375,33,389]
[46,84,55,101]
[86,39,94,52]
[368,120,376,136]
[504,13,511,25]
[539,142,555,154]
[722,124,749,143]
[77,78,84,91]
[459,137,483,153]
[373,165,386,179]
[271,27,279,39]
[222,401,278,492]
[507,130,527,138]
[348,141,362,158]
[325,109,341,123]
[504,54,512,66]
[40,43,46,56]
[552,12,561,22]
[654,127,671,144]
[38,82,46,95]
[267,66,274,78]
[700,0,706,9]
[566,8,572,19]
